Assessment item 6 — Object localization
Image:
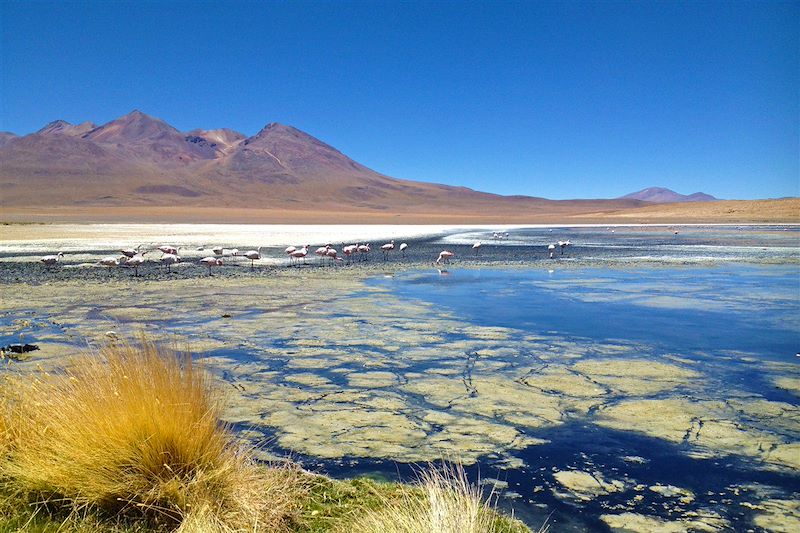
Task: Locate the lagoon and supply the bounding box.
[1,224,798,531]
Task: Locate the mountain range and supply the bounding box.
[0,111,714,216]
[620,187,717,203]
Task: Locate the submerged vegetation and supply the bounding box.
[0,338,531,532]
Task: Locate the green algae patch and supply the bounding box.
[774,376,800,397]
[552,470,625,502]
[751,498,800,533]
[601,511,730,533]
[571,359,699,395]
[346,371,399,388]
[595,397,800,471]
[648,484,695,504]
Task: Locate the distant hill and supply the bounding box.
[620,187,717,203]
[0,110,646,217]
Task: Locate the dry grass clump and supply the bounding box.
[343,464,533,533]
[0,339,302,532]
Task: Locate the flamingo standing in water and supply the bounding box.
[325,247,341,265]
[161,253,181,272]
[380,240,395,260]
[343,244,358,264]
[315,245,330,264]
[126,253,145,276]
[290,245,309,265]
[158,245,178,256]
[472,241,482,255]
[121,245,142,258]
[558,240,571,255]
[358,243,371,262]
[243,247,262,269]
[285,246,297,265]
[399,242,408,257]
[200,256,223,274]
[435,250,454,265]
[547,244,556,259]
[40,252,64,267]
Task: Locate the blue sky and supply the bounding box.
[1,0,797,200]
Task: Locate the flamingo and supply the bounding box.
[358,243,371,262]
[399,242,408,257]
[158,245,178,255]
[285,245,297,265]
[343,244,358,264]
[161,253,181,272]
[547,244,556,259]
[126,253,146,276]
[200,256,223,274]
[243,247,262,269]
[121,245,142,258]
[325,247,340,265]
[558,240,572,255]
[315,245,330,264]
[380,240,395,260]
[472,241,482,254]
[290,245,309,265]
[99,256,127,268]
[40,252,64,266]
[212,246,224,256]
[435,250,454,265]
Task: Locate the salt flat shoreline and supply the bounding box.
[1,221,798,247]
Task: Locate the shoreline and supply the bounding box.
[1,221,798,246]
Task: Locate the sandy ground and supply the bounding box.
[1,198,797,225]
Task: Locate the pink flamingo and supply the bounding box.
[472,241,482,255]
[121,245,142,258]
[315,245,330,264]
[399,242,408,257]
[435,250,454,265]
[290,245,309,265]
[380,240,395,260]
[40,252,64,267]
[158,245,178,255]
[99,256,127,268]
[358,243,371,262]
[161,253,181,272]
[243,247,262,268]
[126,253,146,276]
[285,245,297,265]
[200,256,223,274]
[325,247,340,265]
[343,244,358,264]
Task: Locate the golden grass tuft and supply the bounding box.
[343,464,534,533]
[0,338,302,531]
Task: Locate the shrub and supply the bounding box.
[0,338,301,532]
[342,463,533,533]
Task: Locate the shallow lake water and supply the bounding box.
[1,225,798,532]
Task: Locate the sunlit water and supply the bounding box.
[1,225,799,531]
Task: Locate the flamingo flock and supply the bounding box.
[36,230,581,276]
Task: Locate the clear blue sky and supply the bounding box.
[1,0,797,200]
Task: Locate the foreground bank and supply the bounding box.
[0,339,532,533]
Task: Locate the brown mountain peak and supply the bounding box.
[84,110,180,144]
[37,120,72,135]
